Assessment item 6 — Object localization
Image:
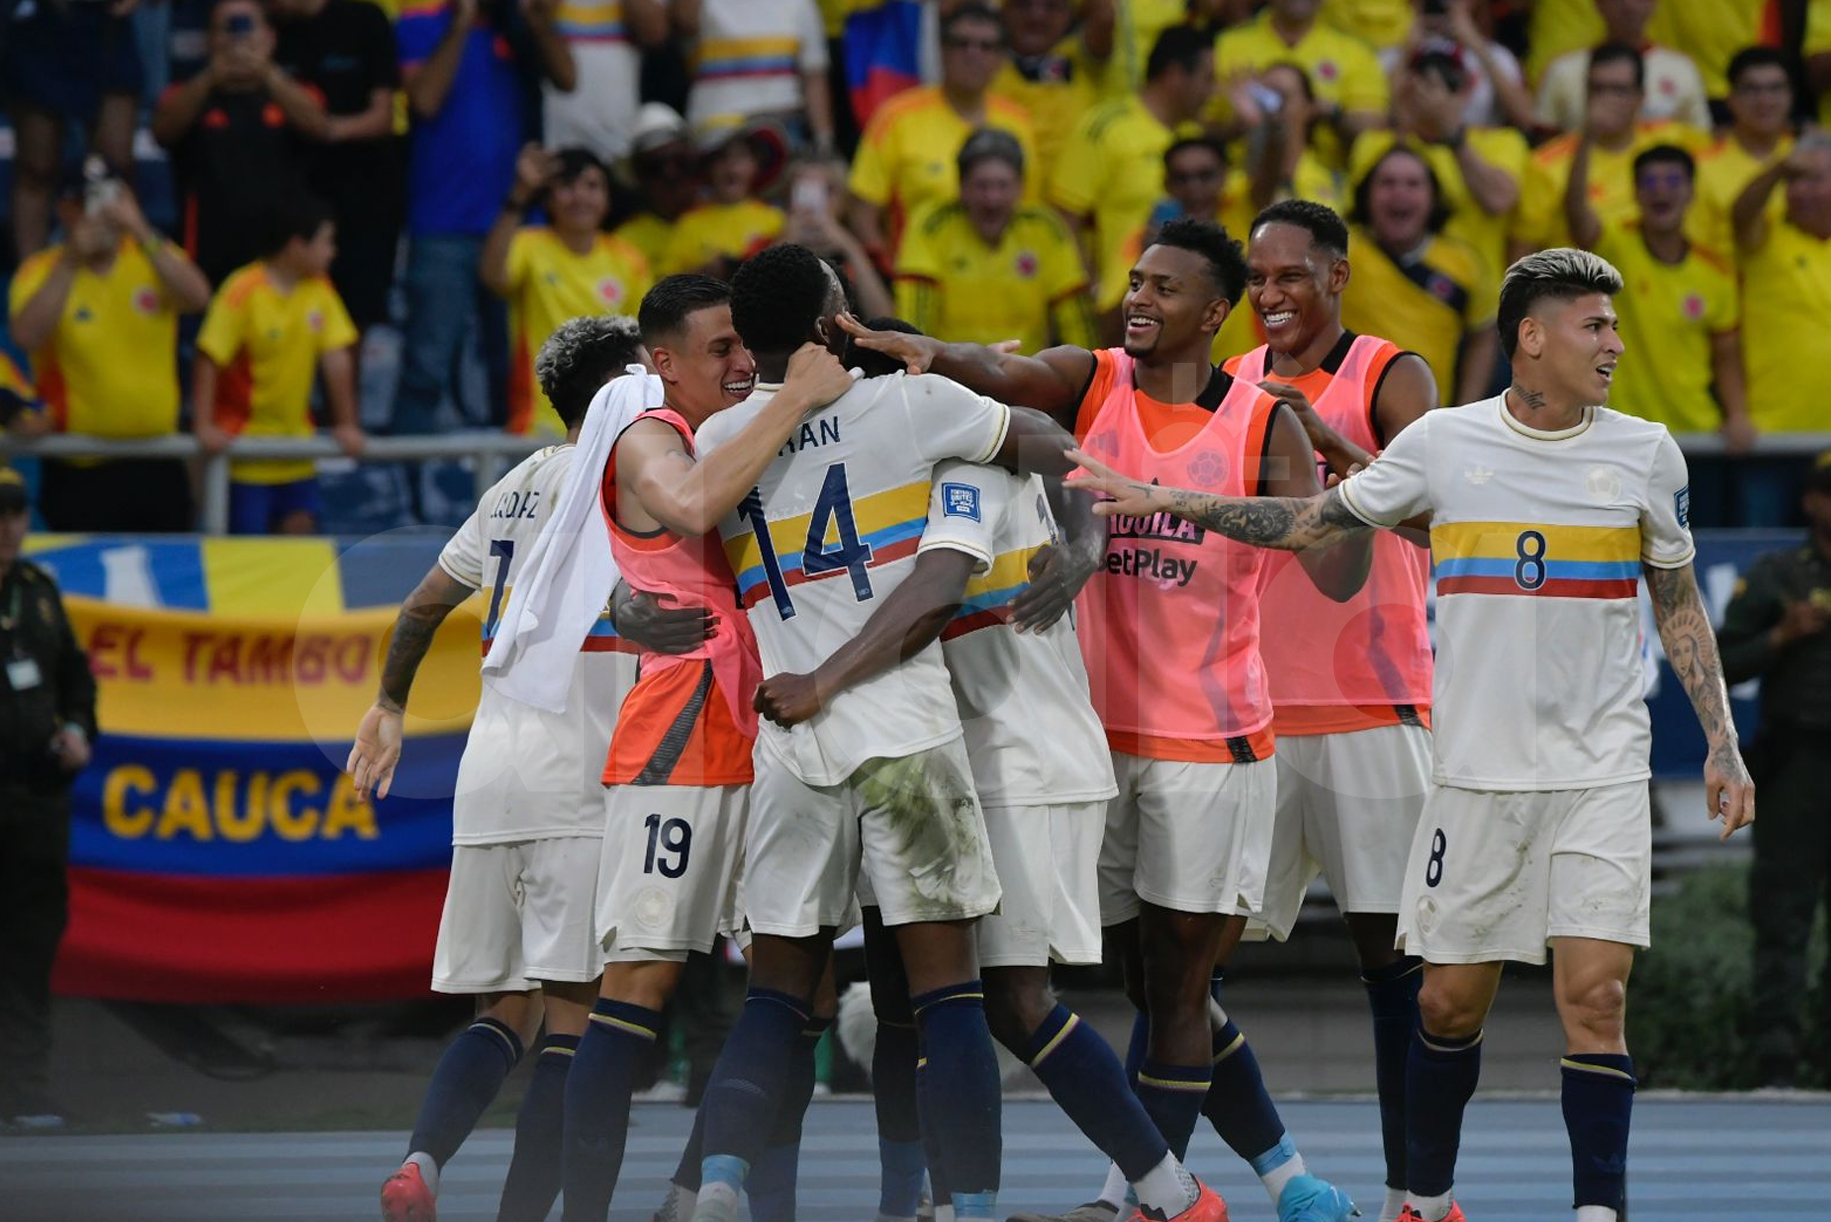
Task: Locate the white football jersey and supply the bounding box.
[1340,397,1694,792]
[695,372,1010,786]
[920,460,1118,808]
[438,446,637,843]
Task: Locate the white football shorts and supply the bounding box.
[432,836,603,992]
[596,783,747,963]
[1098,752,1276,925]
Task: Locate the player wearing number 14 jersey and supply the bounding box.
[1066,249,1756,1222]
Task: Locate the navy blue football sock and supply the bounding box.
[1135,1057,1211,1161]
[495,1033,576,1222]
[748,1017,831,1222]
[1125,1008,1149,1084]
[671,1099,707,1192]
[1363,957,1423,1190]
[560,1000,660,1222]
[916,1040,950,1209]
[913,981,1002,1210]
[875,1019,926,1218]
[1025,1004,1170,1181]
[1561,1053,1635,1212]
[698,988,812,1193]
[407,1017,523,1169]
[1406,1027,1483,1199]
[1201,1018,1288,1166]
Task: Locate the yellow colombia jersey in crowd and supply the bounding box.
[8,239,182,438]
[1811,2,1831,125]
[1211,11,1388,168]
[1050,95,1196,311]
[1740,219,1831,434]
[894,200,1093,355]
[1320,0,1412,53]
[611,212,676,275]
[1690,134,1791,262]
[1116,0,1185,88]
[1593,221,1738,435]
[1340,227,1492,403]
[1349,128,1530,283]
[991,36,1125,172]
[196,263,358,485]
[849,86,1040,251]
[502,226,653,436]
[1652,2,1778,99]
[1513,121,1709,253]
[660,199,785,276]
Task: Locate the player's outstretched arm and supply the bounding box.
[1262,403,1373,603]
[1643,561,1755,840]
[349,564,476,801]
[629,343,857,537]
[1066,447,1368,553]
[753,549,977,727]
[837,311,1094,424]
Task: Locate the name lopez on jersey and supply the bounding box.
[1105,509,1203,588]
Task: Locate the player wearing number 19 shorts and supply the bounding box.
[556,275,858,1222]
[1065,249,1756,1222]
[1226,203,1438,1222]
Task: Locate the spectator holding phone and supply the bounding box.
[152,0,331,286]
[271,0,405,339]
[1382,0,1534,132]
[1,0,143,261]
[775,158,894,318]
[7,167,211,533]
[481,144,653,436]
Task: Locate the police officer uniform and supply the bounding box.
[0,470,96,1124]
[1717,456,1831,1087]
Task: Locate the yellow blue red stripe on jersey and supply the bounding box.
[552,0,626,42]
[1432,521,1641,600]
[941,545,1043,640]
[694,35,800,79]
[725,481,929,611]
[478,587,627,656]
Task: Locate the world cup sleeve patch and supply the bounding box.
[1674,486,1690,530]
[942,482,981,522]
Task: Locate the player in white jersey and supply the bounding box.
[681,245,1079,1222]
[779,325,1225,1222]
[349,318,697,1222]
[1066,248,1756,1222]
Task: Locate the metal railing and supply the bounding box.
[4,428,1831,534]
[0,432,548,534]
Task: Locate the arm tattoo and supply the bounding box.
[1160,486,1366,552]
[378,607,445,713]
[1644,563,1736,752]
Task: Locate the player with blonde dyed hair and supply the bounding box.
[1067,247,1755,1222]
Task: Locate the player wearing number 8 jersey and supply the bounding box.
[1066,248,1756,1222]
[557,275,858,1222]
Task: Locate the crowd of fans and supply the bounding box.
[2,0,1829,534]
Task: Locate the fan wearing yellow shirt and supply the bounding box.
[1511,44,1707,263]
[1533,0,1711,132]
[991,0,1124,171]
[1342,146,1497,405]
[7,172,211,533]
[193,198,365,535]
[1731,135,1831,445]
[1691,49,1795,261]
[846,2,1039,258]
[894,128,1094,355]
[1351,45,1529,285]
[613,103,700,272]
[1050,25,1213,321]
[483,144,653,436]
[1566,143,1749,462]
[1211,0,1389,170]
[661,116,787,277]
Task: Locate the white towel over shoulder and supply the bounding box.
[481,367,663,712]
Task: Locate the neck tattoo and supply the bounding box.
[1511,384,1547,411]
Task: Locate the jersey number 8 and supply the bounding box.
[738,462,876,620]
[1514,530,1547,591]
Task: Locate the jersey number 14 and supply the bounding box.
[738,462,876,620]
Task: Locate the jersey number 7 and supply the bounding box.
[737,462,876,620]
